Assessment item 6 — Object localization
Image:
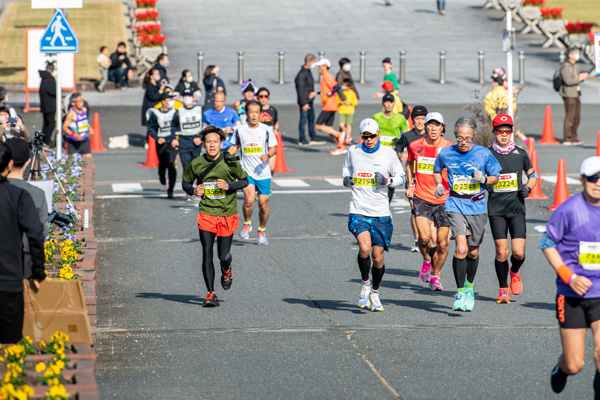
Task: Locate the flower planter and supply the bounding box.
[500,0,522,22]
[518,6,542,34]
[539,19,566,48]
[567,33,591,46]
[139,45,167,60]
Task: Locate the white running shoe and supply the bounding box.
[358,282,371,309]
[239,223,252,239]
[330,147,348,156]
[370,290,384,312]
[410,240,419,252]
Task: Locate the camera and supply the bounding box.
[33,130,45,147]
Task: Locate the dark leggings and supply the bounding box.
[199,229,233,292]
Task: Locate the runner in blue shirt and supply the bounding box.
[433,117,501,311]
[203,92,240,150]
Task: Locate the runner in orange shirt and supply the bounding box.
[406,112,453,291]
[313,58,347,155]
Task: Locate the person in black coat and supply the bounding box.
[203,65,226,111]
[154,53,170,84]
[108,42,133,88]
[39,62,56,146]
[174,69,202,104]
[0,142,46,343]
[141,67,165,126]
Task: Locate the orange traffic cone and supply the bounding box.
[538,105,559,144]
[596,131,600,157]
[90,113,107,152]
[274,130,293,173]
[139,135,159,168]
[526,136,535,156]
[527,150,548,200]
[548,158,569,210]
[407,105,414,130]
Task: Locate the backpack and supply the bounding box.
[553,63,566,92]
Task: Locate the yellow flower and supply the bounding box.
[35,362,46,372]
[64,272,74,280]
[46,384,68,398]
[39,340,46,348]
[53,359,65,370]
[48,377,60,386]
[18,385,34,397]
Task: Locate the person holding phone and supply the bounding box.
[0,106,29,142]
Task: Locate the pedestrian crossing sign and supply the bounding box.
[40,9,78,53]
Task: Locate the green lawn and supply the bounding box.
[0,1,128,83]
[546,0,600,27]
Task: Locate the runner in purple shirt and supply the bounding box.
[540,156,600,395]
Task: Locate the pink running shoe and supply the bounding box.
[419,261,431,282]
[430,275,443,291]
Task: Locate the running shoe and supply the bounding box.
[221,269,233,290]
[330,147,348,156]
[550,363,568,393]
[465,287,475,311]
[239,223,252,239]
[430,275,443,291]
[358,282,371,309]
[370,290,384,312]
[410,240,419,252]
[344,138,353,146]
[509,270,522,295]
[203,292,219,307]
[452,292,466,311]
[186,195,194,202]
[496,288,510,304]
[257,230,268,245]
[167,191,174,199]
[419,261,431,283]
[298,139,310,146]
[308,139,326,145]
[159,174,166,185]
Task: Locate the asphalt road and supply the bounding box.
[53,103,598,399]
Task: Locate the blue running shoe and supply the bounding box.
[453,292,466,311]
[465,287,475,311]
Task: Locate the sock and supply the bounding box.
[423,259,431,265]
[453,257,467,288]
[594,370,600,396]
[429,246,437,260]
[358,255,371,282]
[244,222,251,226]
[372,265,385,291]
[457,288,465,294]
[466,256,479,284]
[258,227,265,232]
[495,259,509,288]
[510,254,525,274]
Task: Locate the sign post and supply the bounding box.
[40,9,78,159]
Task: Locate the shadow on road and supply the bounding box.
[520,301,554,311]
[282,297,364,314]
[135,292,204,305]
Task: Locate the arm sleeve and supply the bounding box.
[182,181,195,196]
[267,127,278,147]
[388,155,406,188]
[296,72,309,106]
[228,177,248,191]
[147,112,159,141]
[124,56,133,69]
[146,84,162,103]
[18,191,45,280]
[538,233,558,249]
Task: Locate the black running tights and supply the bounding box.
[199,229,233,292]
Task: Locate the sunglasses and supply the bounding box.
[495,129,513,135]
[258,95,269,99]
[584,174,600,184]
[362,134,378,140]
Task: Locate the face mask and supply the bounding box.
[182,97,193,106]
[186,76,194,83]
[166,100,174,109]
[153,75,160,82]
[343,64,351,72]
[574,53,580,62]
[163,60,170,68]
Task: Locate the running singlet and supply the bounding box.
[67,108,89,142]
[434,144,501,215]
[545,193,600,298]
[181,154,247,217]
[259,106,278,127]
[203,107,240,130]
[230,123,277,180]
[408,137,453,204]
[372,112,408,148]
[342,144,405,217]
[487,145,533,216]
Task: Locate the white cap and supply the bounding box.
[580,156,600,176]
[359,118,380,135]
[425,112,444,125]
[312,58,331,68]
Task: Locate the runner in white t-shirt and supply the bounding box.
[228,101,277,245]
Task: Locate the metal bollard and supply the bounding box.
[197,51,204,83]
[478,51,485,85]
[318,51,325,60]
[559,50,566,64]
[399,51,406,84]
[439,51,446,85]
[518,50,525,85]
[359,51,366,84]
[278,51,285,85]
[237,51,244,84]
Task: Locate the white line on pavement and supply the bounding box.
[324,178,344,186]
[272,178,310,187]
[96,189,350,199]
[111,183,143,192]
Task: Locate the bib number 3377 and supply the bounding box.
[580,241,600,270]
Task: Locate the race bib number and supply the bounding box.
[243,142,263,154]
[353,172,377,186]
[579,241,600,270]
[380,136,396,147]
[452,176,480,194]
[493,173,518,192]
[203,182,226,199]
[416,156,436,175]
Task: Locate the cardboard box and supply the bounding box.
[22,280,92,343]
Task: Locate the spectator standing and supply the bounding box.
[335,57,359,103]
[96,46,110,92]
[108,42,133,89]
[203,65,226,111]
[294,53,324,146]
[374,58,399,98]
[39,62,56,146]
[437,0,446,15]
[141,67,165,126]
[154,53,170,83]
[559,48,589,146]
[174,69,202,104]
[0,142,46,343]
[337,78,358,145]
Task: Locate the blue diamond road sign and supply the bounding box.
[40,9,78,53]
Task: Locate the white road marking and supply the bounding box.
[112,183,143,192]
[272,179,310,187]
[96,189,350,199]
[325,178,344,186]
[540,175,580,185]
[534,225,547,233]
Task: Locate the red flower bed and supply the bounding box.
[136,0,157,7]
[134,23,161,34]
[565,21,595,34]
[540,7,562,20]
[134,9,159,21]
[522,0,544,7]
[137,33,166,47]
